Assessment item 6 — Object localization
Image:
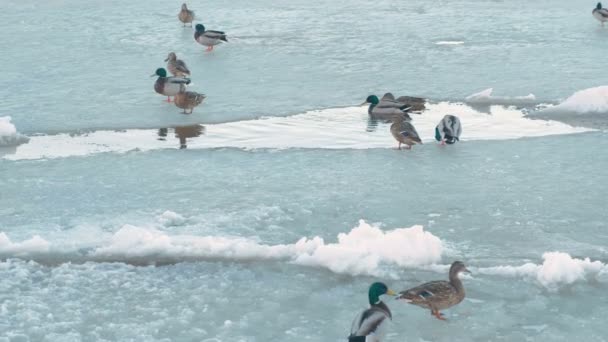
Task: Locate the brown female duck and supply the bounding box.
[178,4,195,27]
[165,52,191,78]
[397,261,470,320]
[390,116,422,150]
[174,90,206,114]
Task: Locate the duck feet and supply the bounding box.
[431,310,446,321]
[166,97,172,102]
[206,46,214,52]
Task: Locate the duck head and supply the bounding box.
[151,68,167,77]
[361,95,379,106]
[165,52,177,62]
[449,261,471,278]
[195,24,206,33]
[182,3,188,10]
[368,282,396,305]
[597,2,603,10]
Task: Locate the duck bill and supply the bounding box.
[464,268,472,274]
[164,58,169,62]
[386,289,397,296]
[359,101,368,106]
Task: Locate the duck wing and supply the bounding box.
[400,122,421,142]
[185,91,206,105]
[377,99,407,109]
[349,306,390,337]
[174,60,191,75]
[600,8,608,17]
[204,30,228,41]
[398,281,455,303]
[167,77,191,85]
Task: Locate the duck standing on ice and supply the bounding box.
[178,3,195,27]
[174,90,206,114]
[390,116,422,150]
[194,24,228,52]
[396,261,470,321]
[593,3,608,26]
[152,68,190,102]
[435,115,462,145]
[165,52,191,78]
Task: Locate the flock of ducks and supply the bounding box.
[349,261,470,341]
[362,93,462,149]
[147,3,608,340]
[152,4,229,114]
[356,5,606,338]
[151,2,604,145]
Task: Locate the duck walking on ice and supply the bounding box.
[396,261,470,320]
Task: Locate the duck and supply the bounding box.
[174,90,206,114]
[178,3,195,27]
[165,52,191,78]
[384,93,427,112]
[435,115,462,145]
[396,261,470,320]
[593,2,608,25]
[390,116,422,150]
[152,68,191,102]
[363,94,412,120]
[194,24,228,52]
[348,282,396,342]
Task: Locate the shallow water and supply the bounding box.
[2,0,608,340]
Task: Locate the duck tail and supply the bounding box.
[400,104,412,112]
[221,35,228,42]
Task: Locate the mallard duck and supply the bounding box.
[152,68,191,102]
[435,115,462,145]
[362,95,412,120]
[386,93,427,112]
[178,3,195,27]
[593,2,608,25]
[194,24,228,52]
[174,90,206,114]
[348,282,396,342]
[390,117,422,150]
[165,52,191,78]
[396,261,470,320]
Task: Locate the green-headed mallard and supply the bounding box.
[178,3,195,27]
[349,282,396,342]
[435,115,462,145]
[152,68,191,102]
[165,52,191,78]
[390,116,422,150]
[174,90,206,114]
[593,2,608,25]
[396,261,470,320]
[194,24,228,52]
[362,93,426,120]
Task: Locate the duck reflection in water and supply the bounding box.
[157,124,205,149]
